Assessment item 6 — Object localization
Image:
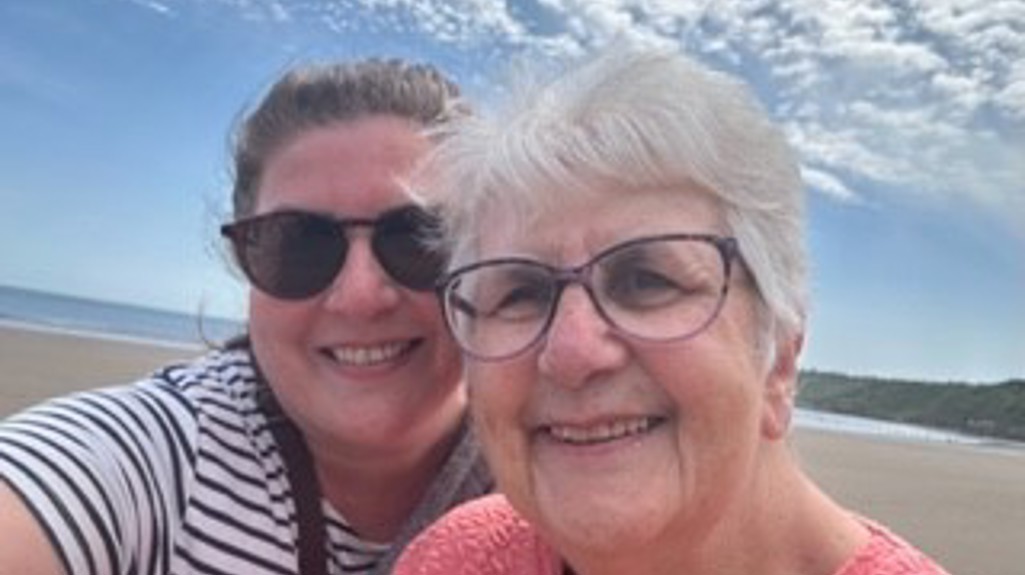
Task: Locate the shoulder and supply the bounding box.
[395,494,560,575]
[836,518,951,575]
[0,347,265,575]
[131,346,265,436]
[153,346,258,406]
[0,347,261,477]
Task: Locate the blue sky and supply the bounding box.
[1,0,1022,383]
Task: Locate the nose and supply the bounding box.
[322,234,401,317]
[537,285,629,388]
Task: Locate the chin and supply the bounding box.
[547,509,670,564]
[532,480,674,554]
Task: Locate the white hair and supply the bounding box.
[423,46,807,346]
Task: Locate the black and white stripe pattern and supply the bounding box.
[0,349,393,575]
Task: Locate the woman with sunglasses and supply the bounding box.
[393,48,949,575]
[0,59,490,575]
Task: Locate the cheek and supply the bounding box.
[467,363,516,439]
[248,293,311,349]
[399,288,445,335]
[647,326,767,450]
[467,361,533,481]
[247,294,322,412]
[467,358,532,423]
[408,293,463,375]
[406,289,444,320]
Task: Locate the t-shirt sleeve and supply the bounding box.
[394,494,561,575]
[0,378,197,575]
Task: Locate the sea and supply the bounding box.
[0,285,1003,449]
[0,284,244,348]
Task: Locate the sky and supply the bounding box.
[1,0,1022,383]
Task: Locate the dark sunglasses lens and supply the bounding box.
[373,207,445,291]
[230,212,346,299]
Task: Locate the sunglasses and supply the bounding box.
[221,205,444,300]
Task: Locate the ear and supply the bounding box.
[761,332,803,440]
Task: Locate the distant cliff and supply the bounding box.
[797,371,1025,442]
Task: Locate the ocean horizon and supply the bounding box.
[0,284,244,346]
[0,284,1011,450]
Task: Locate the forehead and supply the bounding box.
[256,117,428,214]
[476,183,724,262]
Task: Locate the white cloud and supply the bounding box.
[801,166,862,203]
[125,0,174,16]
[161,0,1023,224]
[995,77,1025,121]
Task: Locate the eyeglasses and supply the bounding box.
[221,205,444,300]
[439,233,739,361]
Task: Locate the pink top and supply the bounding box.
[395,494,950,575]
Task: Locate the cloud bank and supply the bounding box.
[137,0,1025,221]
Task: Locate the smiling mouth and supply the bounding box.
[543,417,666,445]
[323,340,417,367]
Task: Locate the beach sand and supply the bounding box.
[2,324,1022,574]
[794,430,1024,574]
[0,324,200,417]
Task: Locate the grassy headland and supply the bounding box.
[797,371,1025,442]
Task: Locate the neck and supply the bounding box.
[712,446,867,575]
[306,407,466,542]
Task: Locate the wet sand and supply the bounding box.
[2,324,1022,574]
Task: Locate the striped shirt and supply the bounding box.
[0,347,491,575]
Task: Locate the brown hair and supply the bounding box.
[230,58,465,218]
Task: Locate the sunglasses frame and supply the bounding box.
[221,204,444,299]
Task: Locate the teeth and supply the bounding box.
[330,342,410,366]
[547,417,658,445]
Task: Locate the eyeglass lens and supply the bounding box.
[222,205,443,299]
[442,234,734,360]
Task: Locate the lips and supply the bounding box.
[323,340,416,367]
[543,416,665,445]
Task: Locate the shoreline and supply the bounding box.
[0,317,206,351]
[795,405,1025,457]
[1,323,1022,573]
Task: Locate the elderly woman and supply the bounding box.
[394,48,949,575]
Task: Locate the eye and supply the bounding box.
[487,278,551,320]
[464,265,554,322]
[604,262,686,309]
